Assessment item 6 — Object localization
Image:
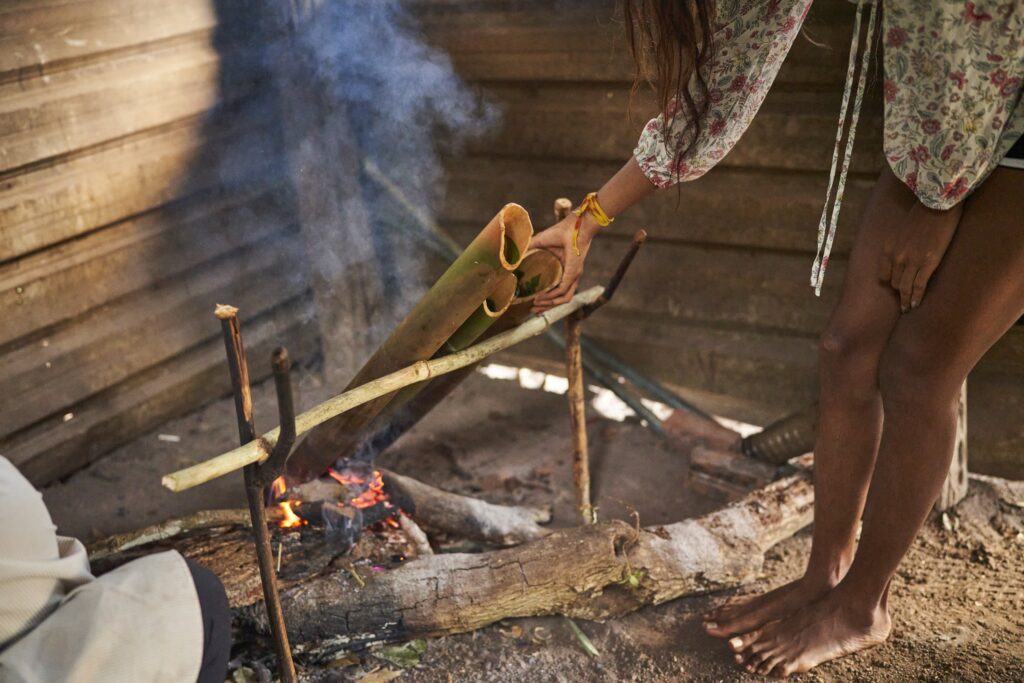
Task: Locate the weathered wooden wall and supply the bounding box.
[0,0,320,484]
[2,0,1020,484]
[415,0,1024,477]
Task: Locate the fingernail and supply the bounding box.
[729,637,743,649]
[705,622,717,630]
[735,654,744,663]
[911,300,919,309]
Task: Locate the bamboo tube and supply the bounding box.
[161,285,604,492]
[285,204,534,481]
[353,248,565,458]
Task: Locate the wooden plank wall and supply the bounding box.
[415,0,1024,477]
[0,0,319,484]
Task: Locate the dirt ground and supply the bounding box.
[44,359,1024,682]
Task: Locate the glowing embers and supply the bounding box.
[327,467,390,510]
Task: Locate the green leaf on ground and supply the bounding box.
[375,639,428,668]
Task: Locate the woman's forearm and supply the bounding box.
[580,156,658,238]
[598,156,657,216]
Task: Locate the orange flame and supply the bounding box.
[278,500,305,528]
[328,468,389,510]
[270,476,307,528]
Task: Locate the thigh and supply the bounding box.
[884,167,1024,387]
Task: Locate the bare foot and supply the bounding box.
[703,575,834,638]
[728,586,891,677]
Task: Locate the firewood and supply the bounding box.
[289,469,552,547]
[689,445,777,490]
[243,473,813,647]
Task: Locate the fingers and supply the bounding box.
[909,253,939,309]
[897,263,917,312]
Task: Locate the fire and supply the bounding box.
[279,501,305,528]
[328,468,390,510]
[271,476,307,529]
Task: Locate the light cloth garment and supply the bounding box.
[633,0,1024,288]
[0,456,202,683]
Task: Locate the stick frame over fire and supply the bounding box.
[158,202,648,679]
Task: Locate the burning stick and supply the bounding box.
[288,468,551,547]
[398,513,434,557]
[163,285,606,492]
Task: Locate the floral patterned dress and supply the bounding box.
[633,0,1024,287]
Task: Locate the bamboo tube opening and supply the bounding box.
[512,249,563,303]
[482,272,518,317]
[497,203,532,270]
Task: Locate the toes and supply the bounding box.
[759,654,786,677]
[727,630,761,653]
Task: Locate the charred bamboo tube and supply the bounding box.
[214,306,297,683]
[565,310,593,524]
[162,286,606,492]
[285,204,534,481]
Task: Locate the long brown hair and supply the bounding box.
[621,0,717,176]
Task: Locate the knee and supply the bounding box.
[817,325,879,403]
[878,333,960,413]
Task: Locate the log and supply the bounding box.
[161,285,604,492]
[246,473,813,646]
[289,469,552,547]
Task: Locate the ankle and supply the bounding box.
[802,558,851,592]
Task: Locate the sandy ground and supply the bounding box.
[44,360,1024,682]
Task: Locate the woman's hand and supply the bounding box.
[529,213,601,312]
[878,201,963,311]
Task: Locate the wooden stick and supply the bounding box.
[162,286,605,492]
[565,310,593,524]
[217,306,297,683]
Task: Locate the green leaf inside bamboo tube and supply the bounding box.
[285,204,534,481]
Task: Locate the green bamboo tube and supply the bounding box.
[285,204,534,481]
[352,249,564,460]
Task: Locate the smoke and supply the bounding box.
[222,0,503,381]
[292,0,499,210]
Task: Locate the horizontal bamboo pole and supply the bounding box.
[162,286,605,492]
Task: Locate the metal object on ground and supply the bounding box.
[741,404,819,465]
[215,305,297,683]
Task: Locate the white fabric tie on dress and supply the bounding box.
[810,0,878,296]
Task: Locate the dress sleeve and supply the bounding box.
[634,0,815,188]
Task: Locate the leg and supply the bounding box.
[737,167,1024,676]
[706,166,907,637]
